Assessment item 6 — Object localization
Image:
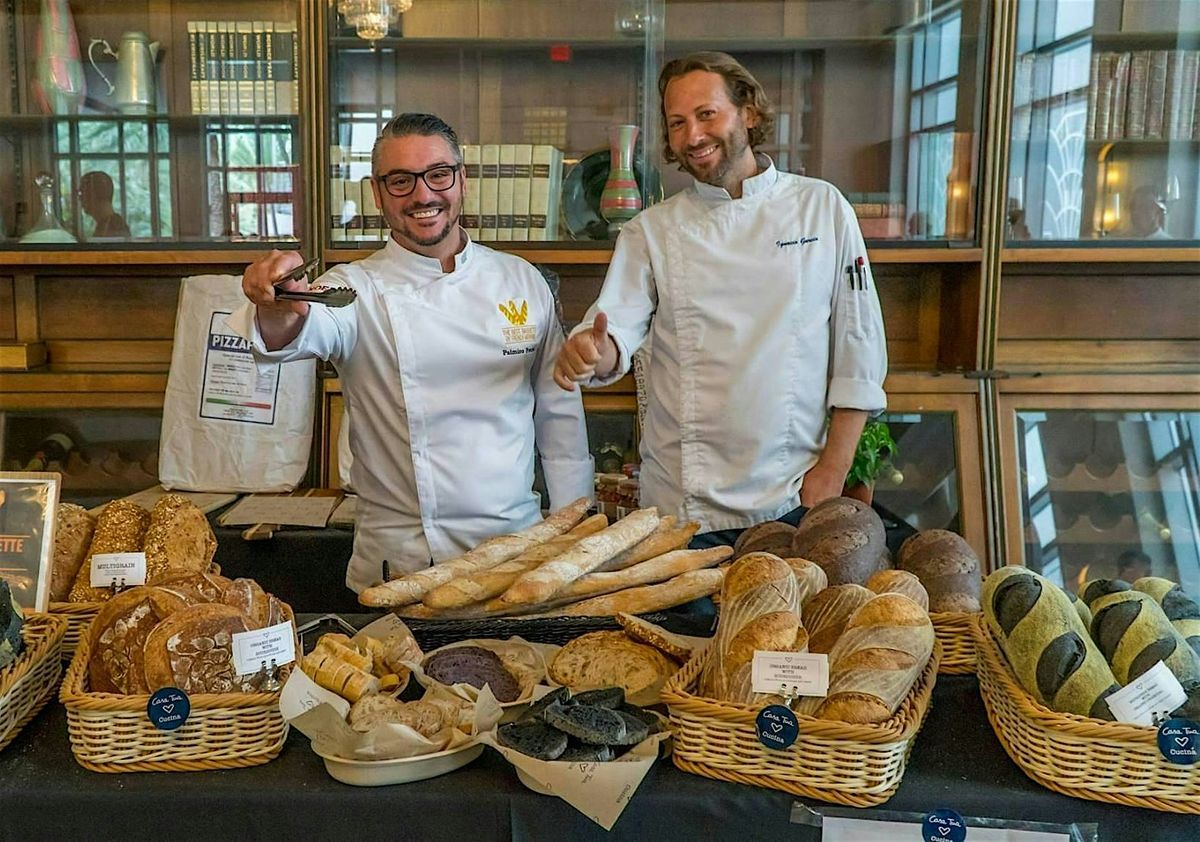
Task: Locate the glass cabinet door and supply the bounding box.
[1007,0,1200,243]
[326,0,662,249]
[1002,398,1200,599]
[662,0,990,243]
[1,0,304,248]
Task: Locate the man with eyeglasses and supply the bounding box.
[233,113,593,595]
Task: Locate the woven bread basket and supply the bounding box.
[661,641,941,806]
[0,614,68,751]
[47,601,101,661]
[930,611,978,675]
[971,615,1200,813]
[59,604,292,773]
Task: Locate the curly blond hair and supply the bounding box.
[658,51,776,165]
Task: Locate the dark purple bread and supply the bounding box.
[423,645,522,703]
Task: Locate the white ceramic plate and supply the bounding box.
[315,741,484,787]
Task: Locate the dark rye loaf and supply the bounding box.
[898,529,981,613]
[791,497,889,586]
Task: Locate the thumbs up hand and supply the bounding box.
[554,312,618,391]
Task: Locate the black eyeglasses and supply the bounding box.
[376,164,461,198]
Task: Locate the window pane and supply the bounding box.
[1054,0,1095,40]
[124,121,148,153]
[157,158,173,238]
[938,15,961,82]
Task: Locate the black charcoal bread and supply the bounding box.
[558,741,616,762]
[1133,577,1200,659]
[527,686,572,721]
[497,719,568,760]
[1079,578,1131,608]
[543,703,627,745]
[1089,590,1200,718]
[982,566,1120,720]
[0,578,23,670]
[573,687,625,709]
[791,497,889,586]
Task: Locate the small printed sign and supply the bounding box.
[147,687,190,731]
[750,650,829,697]
[232,620,297,678]
[1105,661,1187,726]
[921,808,967,842]
[89,552,147,589]
[755,704,799,751]
[1157,718,1200,766]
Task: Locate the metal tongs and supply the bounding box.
[272,257,358,308]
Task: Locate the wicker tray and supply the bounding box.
[971,615,1200,814]
[0,614,68,752]
[401,612,678,649]
[930,611,978,675]
[660,641,941,806]
[59,607,293,773]
[48,601,101,661]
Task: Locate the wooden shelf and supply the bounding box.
[0,113,300,130]
[0,249,290,266]
[1002,246,1200,264]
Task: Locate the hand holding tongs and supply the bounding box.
[272,257,358,308]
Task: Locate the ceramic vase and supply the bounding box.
[599,124,642,237]
[32,0,86,115]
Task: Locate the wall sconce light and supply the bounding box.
[337,0,412,45]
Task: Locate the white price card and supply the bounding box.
[232,621,298,677]
[89,552,147,588]
[751,650,829,697]
[1106,660,1188,726]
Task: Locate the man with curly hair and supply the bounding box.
[555,52,887,549]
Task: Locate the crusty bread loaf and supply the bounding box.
[88,586,188,694]
[221,577,275,628]
[791,497,889,586]
[617,613,704,661]
[596,517,700,572]
[421,514,608,610]
[555,546,731,602]
[68,500,151,603]
[782,557,827,605]
[557,568,725,617]
[143,603,255,693]
[358,497,590,607]
[549,631,679,704]
[50,503,95,602]
[154,570,233,603]
[898,529,981,613]
[500,508,661,606]
[699,553,804,702]
[733,521,797,560]
[866,569,929,611]
[143,494,217,584]
[803,583,875,654]
[348,695,445,735]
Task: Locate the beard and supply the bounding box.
[388,197,462,248]
[678,123,752,187]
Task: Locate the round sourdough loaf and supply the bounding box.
[142,603,254,693]
[549,631,678,703]
[791,497,889,586]
[89,586,189,694]
[898,529,981,613]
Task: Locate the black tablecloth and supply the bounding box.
[0,619,1195,841]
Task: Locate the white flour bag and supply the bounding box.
[158,274,315,492]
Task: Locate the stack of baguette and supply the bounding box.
[359,498,730,618]
[982,566,1200,720]
[52,495,218,604]
[697,550,936,723]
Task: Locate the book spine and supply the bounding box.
[1111,52,1130,139]
[1086,50,1100,140]
[1146,50,1169,139]
[329,146,346,243]
[545,147,563,240]
[344,176,363,239]
[511,143,532,240]
[188,22,200,115]
[528,145,552,242]
[203,22,217,115]
[480,143,500,241]
[496,143,516,241]
[264,21,277,114]
[358,177,381,242]
[461,144,481,239]
[1125,51,1149,139]
[1179,51,1199,142]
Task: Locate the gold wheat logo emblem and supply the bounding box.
[498,299,529,326]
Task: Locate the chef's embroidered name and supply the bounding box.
[776,236,818,248]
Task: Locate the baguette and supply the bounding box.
[422,514,609,609]
[500,508,660,606]
[358,497,590,607]
[556,568,725,616]
[595,518,700,572]
[555,546,732,601]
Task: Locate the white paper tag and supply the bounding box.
[89,552,147,588]
[232,620,298,677]
[751,650,829,697]
[1106,660,1188,726]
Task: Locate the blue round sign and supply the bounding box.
[922,808,967,842]
[1157,718,1200,765]
[755,704,798,750]
[147,687,190,731]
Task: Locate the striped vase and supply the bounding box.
[599,124,642,237]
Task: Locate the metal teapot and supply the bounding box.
[88,31,160,114]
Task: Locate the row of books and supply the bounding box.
[329,143,564,242]
[1085,50,1200,141]
[186,21,299,117]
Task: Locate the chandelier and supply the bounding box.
[337,0,412,44]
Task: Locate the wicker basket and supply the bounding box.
[660,641,941,806]
[48,601,101,661]
[930,611,978,675]
[59,608,293,773]
[0,614,68,752]
[971,615,1200,813]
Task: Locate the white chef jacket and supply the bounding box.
[575,157,887,533]
[229,235,594,592]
